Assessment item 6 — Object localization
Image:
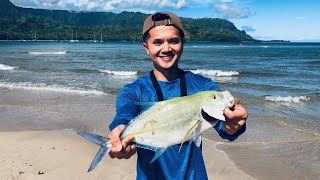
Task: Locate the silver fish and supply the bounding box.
[78,90,234,172]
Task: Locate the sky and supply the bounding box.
[9,0,320,42]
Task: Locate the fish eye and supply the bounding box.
[213,95,216,99]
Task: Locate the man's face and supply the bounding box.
[143,26,183,70]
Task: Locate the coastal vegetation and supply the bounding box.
[0,0,254,42]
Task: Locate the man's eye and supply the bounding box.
[153,40,162,45]
[169,38,180,44]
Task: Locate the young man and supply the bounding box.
[108,12,247,179]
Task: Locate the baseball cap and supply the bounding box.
[143,12,189,37]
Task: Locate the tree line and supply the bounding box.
[0,0,254,41]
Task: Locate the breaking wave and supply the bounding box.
[265,96,310,103]
[100,70,138,76]
[190,69,239,77]
[0,64,18,71]
[28,51,67,55]
[0,82,104,95]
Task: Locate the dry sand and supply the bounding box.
[0,130,254,180]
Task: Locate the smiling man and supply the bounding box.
[108,12,247,179]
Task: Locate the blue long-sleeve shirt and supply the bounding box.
[109,71,246,179]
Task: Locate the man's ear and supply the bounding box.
[143,42,149,55]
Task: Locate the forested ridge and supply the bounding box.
[0,0,254,41]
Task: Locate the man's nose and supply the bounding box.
[162,42,171,52]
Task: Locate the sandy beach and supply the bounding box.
[0,130,254,180]
[0,88,254,180]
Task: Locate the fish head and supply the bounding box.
[200,91,234,123]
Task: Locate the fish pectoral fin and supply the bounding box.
[150,147,167,164]
[134,101,158,106]
[179,120,202,153]
[88,146,111,172]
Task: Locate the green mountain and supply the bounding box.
[0,0,254,41]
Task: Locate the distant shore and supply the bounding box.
[4,39,320,43]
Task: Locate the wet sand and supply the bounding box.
[0,88,254,179]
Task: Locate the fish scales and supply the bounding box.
[122,94,204,148]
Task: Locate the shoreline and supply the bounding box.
[0,88,253,179]
[1,86,319,179]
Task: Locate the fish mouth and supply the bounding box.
[201,109,219,126]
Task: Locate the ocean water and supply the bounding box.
[0,41,319,178]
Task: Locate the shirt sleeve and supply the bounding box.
[204,78,246,141]
[214,121,246,141]
[204,78,221,92]
[109,85,140,131]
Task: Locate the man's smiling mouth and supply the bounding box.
[159,54,174,60]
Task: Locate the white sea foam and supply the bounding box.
[0,64,18,71]
[265,96,310,103]
[190,69,239,77]
[0,82,104,95]
[100,70,138,76]
[28,51,67,55]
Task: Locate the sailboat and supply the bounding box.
[70,31,76,42]
[75,31,79,42]
[32,31,37,41]
[100,33,104,42]
[93,32,97,42]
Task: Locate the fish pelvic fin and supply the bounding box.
[77,131,112,172]
[179,120,202,153]
[194,135,202,147]
[150,147,167,164]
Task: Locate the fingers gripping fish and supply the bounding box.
[78,90,234,172]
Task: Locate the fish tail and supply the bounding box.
[77,131,112,172]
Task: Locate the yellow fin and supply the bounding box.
[178,120,202,153]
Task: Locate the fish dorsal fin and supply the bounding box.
[167,97,177,100]
[201,104,226,121]
[179,120,202,153]
[149,147,167,163]
[134,101,158,106]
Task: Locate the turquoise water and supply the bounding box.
[0,41,319,178]
[1,41,319,96]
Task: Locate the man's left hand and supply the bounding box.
[223,98,248,135]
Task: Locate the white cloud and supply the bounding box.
[220,0,233,3]
[11,0,187,11]
[159,0,186,9]
[213,3,252,19]
[241,25,255,32]
[295,16,305,20]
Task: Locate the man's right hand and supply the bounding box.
[108,125,137,159]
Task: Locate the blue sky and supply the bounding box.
[10,0,320,42]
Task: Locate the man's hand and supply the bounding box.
[108,125,137,159]
[223,98,248,135]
